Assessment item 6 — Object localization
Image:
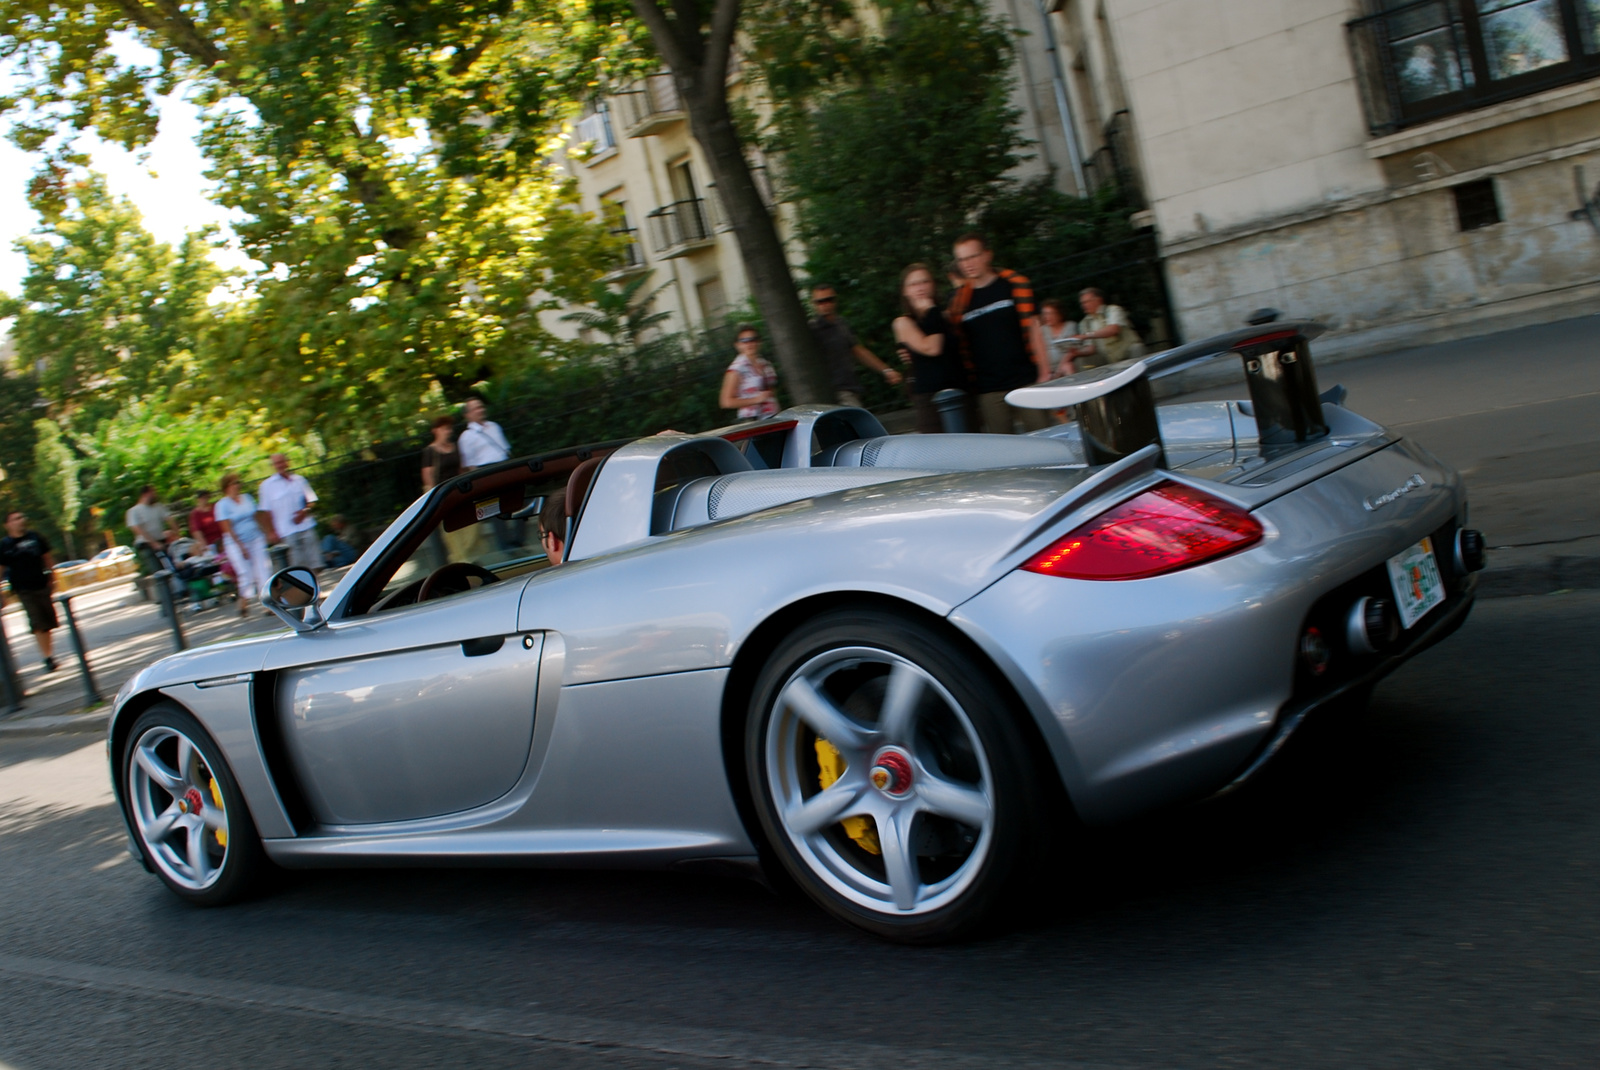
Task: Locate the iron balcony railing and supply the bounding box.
[1347,0,1600,135]
[646,198,717,258]
[615,73,685,137]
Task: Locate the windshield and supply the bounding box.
[356,469,571,615]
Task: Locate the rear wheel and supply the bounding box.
[122,703,267,906]
[746,608,1047,943]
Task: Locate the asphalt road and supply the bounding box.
[1,588,1596,1068]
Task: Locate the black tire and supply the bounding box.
[745,607,1049,943]
[121,702,269,906]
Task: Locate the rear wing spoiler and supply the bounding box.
[1007,318,1330,466]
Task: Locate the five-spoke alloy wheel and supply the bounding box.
[123,703,266,905]
[748,608,1046,942]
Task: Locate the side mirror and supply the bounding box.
[263,567,326,633]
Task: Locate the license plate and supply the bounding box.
[1386,536,1446,629]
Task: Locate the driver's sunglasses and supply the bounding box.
[814,295,837,304]
[737,335,760,344]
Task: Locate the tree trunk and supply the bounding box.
[629,0,832,405]
[679,83,831,404]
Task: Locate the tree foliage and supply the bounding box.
[29,419,80,558]
[79,400,282,544]
[4,176,225,430]
[2,0,632,448]
[749,0,1139,398]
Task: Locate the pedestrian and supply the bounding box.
[947,233,1053,434]
[1067,287,1143,370]
[216,472,271,617]
[0,510,59,673]
[719,325,780,420]
[808,283,901,407]
[1039,298,1080,378]
[891,263,964,435]
[421,415,462,489]
[188,489,223,553]
[320,515,361,569]
[257,453,324,571]
[125,484,178,579]
[457,400,520,551]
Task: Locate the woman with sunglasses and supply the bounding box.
[718,325,780,420]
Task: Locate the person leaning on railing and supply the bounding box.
[1065,287,1143,371]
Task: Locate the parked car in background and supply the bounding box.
[89,546,139,583]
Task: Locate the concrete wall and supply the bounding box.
[1094,0,1600,350]
[1109,0,1383,242]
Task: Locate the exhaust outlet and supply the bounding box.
[1454,528,1486,574]
[1347,596,1401,655]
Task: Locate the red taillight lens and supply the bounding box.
[1021,481,1263,580]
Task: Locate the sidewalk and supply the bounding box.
[0,579,286,737]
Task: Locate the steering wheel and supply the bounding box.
[417,561,501,603]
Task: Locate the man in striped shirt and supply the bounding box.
[948,233,1053,434]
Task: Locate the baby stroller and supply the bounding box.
[167,538,233,612]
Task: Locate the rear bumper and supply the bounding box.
[948,437,1470,825]
[1212,574,1476,796]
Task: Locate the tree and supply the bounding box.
[79,401,275,544]
[747,1,1139,378]
[5,176,225,431]
[621,0,833,403]
[2,0,628,448]
[30,420,81,559]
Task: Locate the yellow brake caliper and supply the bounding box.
[814,738,880,855]
[208,776,227,848]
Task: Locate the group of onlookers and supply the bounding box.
[125,454,331,619]
[721,233,1142,434]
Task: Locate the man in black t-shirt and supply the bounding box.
[0,510,59,673]
[949,234,1052,434]
[809,283,901,407]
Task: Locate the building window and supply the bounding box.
[574,104,616,157]
[1348,0,1600,134]
[601,194,647,273]
[1453,178,1502,229]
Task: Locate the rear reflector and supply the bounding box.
[1021,482,1263,580]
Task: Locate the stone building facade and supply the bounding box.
[1050,0,1600,354]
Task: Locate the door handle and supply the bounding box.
[460,636,505,657]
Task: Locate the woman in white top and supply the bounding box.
[214,472,273,617]
[718,325,780,420]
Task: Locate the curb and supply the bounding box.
[0,710,109,738]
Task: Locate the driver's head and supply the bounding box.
[538,488,566,566]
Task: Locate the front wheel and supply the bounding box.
[747,608,1049,943]
[122,703,268,905]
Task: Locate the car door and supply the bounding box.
[261,578,543,826]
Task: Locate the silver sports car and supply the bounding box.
[108,320,1483,942]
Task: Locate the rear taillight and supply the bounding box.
[1021,481,1263,580]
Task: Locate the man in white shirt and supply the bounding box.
[458,399,520,551]
[257,453,324,571]
[458,398,512,470]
